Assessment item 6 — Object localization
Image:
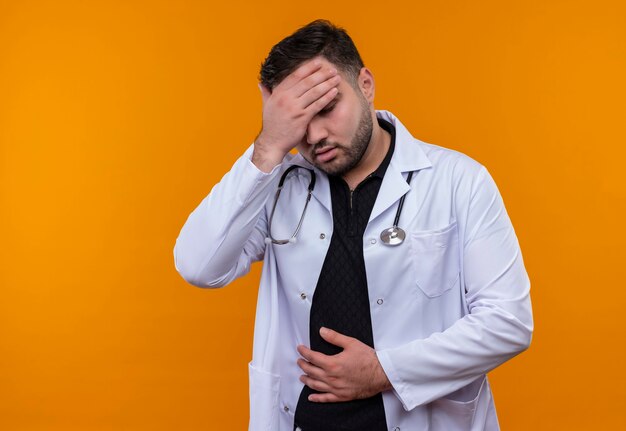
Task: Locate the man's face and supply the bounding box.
[295,60,374,177]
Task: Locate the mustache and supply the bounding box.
[313,141,328,152]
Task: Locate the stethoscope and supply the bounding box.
[266,165,414,246]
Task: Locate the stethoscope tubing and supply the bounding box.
[267,166,414,246]
[267,166,316,245]
[392,170,414,229]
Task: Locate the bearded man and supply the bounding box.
[174,19,533,431]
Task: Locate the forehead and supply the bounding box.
[302,55,334,68]
[300,56,350,78]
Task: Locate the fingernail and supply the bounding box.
[320,327,328,335]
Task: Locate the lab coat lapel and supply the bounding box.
[369,163,410,223]
[310,167,331,213]
[288,154,332,213]
[369,110,433,223]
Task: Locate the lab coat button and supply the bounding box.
[319,233,326,239]
[393,428,400,431]
[283,405,290,412]
[300,293,307,300]
[377,298,384,305]
[370,238,377,244]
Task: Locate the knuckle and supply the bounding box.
[274,97,286,109]
[277,95,291,108]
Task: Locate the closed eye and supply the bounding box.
[318,93,341,115]
[319,102,337,115]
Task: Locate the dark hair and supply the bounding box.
[259,19,364,90]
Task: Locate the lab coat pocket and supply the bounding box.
[248,363,280,431]
[409,222,460,298]
[430,375,487,431]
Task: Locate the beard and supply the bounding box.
[311,98,373,177]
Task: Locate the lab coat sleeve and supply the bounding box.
[376,166,533,411]
[173,145,282,287]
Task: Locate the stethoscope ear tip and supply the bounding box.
[264,237,272,245]
[289,237,297,244]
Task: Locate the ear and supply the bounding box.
[357,67,375,103]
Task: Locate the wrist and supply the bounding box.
[252,138,287,173]
[373,351,393,393]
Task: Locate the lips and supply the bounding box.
[314,147,337,163]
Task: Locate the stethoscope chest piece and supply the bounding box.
[378,170,414,246]
[380,227,406,246]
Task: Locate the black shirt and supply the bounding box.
[294,119,396,431]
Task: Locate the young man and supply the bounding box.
[174,20,533,431]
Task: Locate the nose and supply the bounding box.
[305,117,328,146]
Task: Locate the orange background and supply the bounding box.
[1,0,625,429]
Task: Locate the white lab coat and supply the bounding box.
[174,110,533,431]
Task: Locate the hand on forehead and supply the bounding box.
[277,56,342,89]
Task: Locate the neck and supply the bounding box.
[342,116,390,190]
